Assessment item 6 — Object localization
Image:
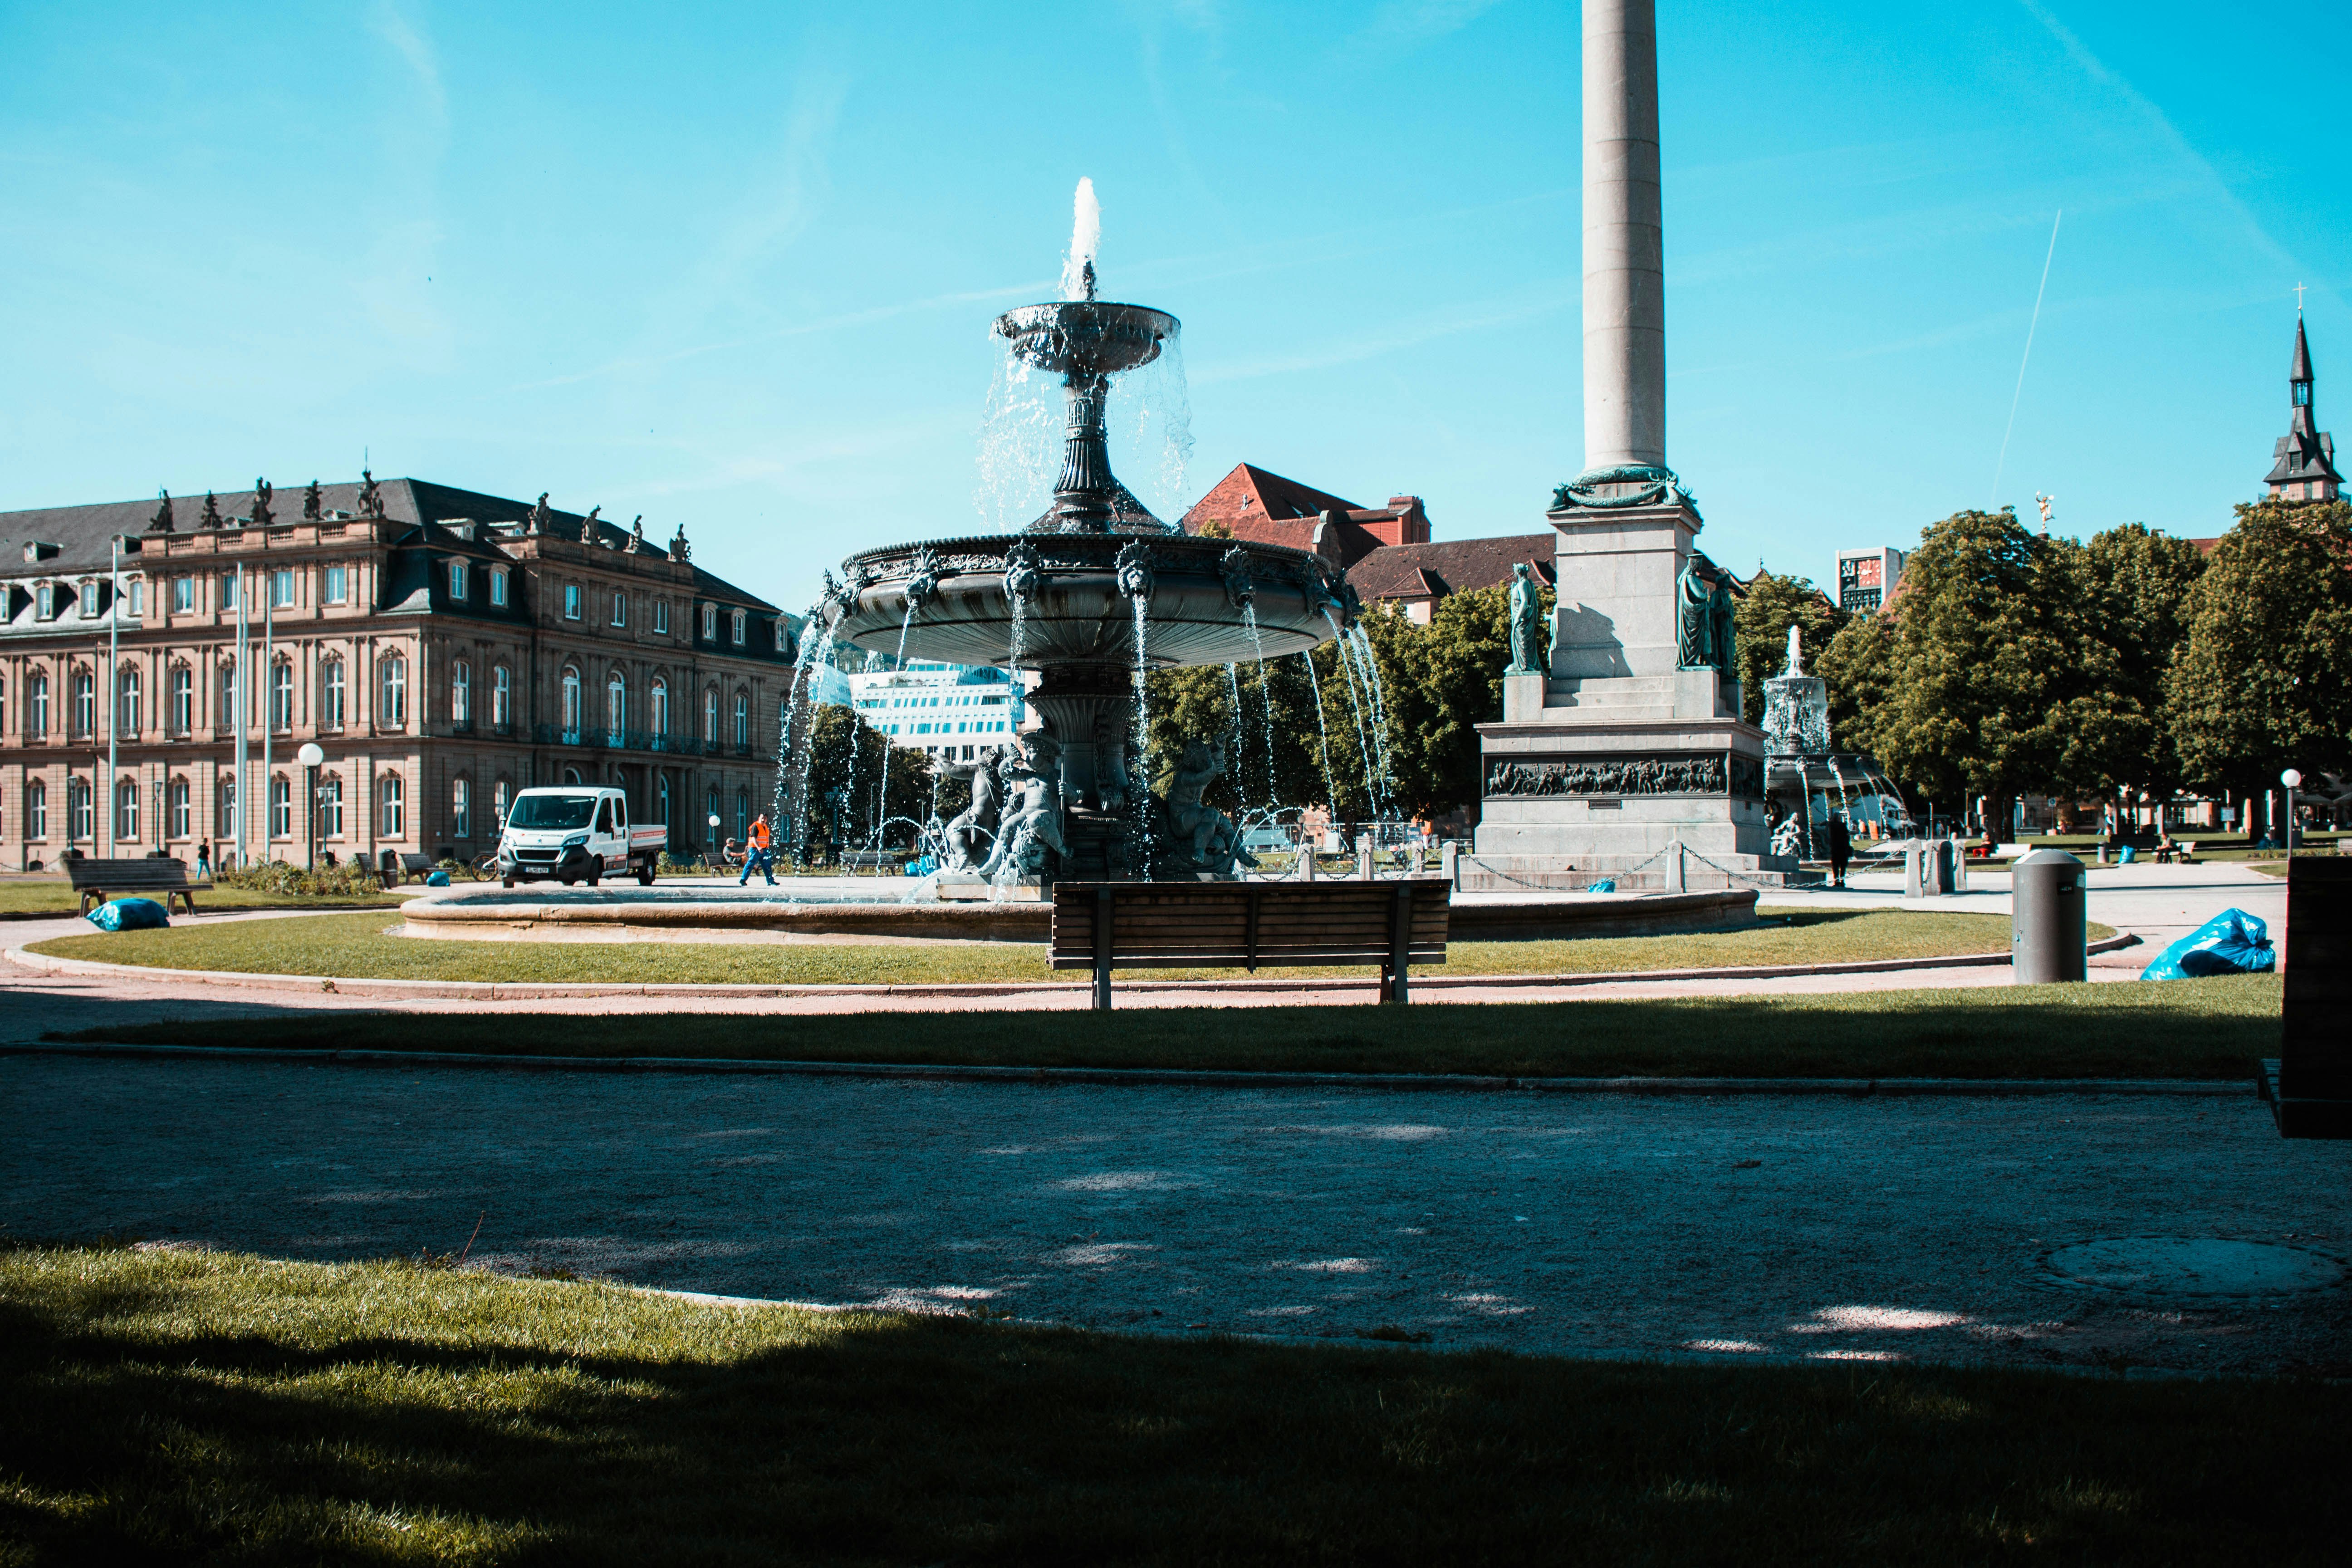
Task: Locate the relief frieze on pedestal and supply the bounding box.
[1485,753,1764,800]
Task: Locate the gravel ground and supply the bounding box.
[7,1053,2346,1375]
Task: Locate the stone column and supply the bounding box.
[1583,0,1665,472]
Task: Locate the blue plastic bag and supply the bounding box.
[425,870,451,886]
[85,897,170,932]
[2140,908,2274,980]
[1587,878,1618,893]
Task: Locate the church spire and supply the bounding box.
[2265,312,2340,503]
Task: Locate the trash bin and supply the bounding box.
[2012,848,2087,984]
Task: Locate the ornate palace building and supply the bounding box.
[1,476,797,871]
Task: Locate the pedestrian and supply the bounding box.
[739,813,777,887]
[195,839,213,881]
[1826,813,1852,889]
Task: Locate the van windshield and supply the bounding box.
[507,794,598,830]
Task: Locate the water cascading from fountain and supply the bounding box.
[1346,622,1400,814]
[1243,604,1277,806]
[1299,650,1338,810]
[771,607,835,863]
[1221,662,1248,806]
[1131,593,1153,878]
[1320,610,1384,815]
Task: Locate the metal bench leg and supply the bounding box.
[1387,883,1413,1004]
[1093,887,1114,1011]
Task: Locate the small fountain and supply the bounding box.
[1761,625,1915,858]
[815,181,1355,883]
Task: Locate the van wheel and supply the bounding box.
[637,863,656,887]
[585,869,600,888]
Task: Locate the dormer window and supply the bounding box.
[730,608,746,645]
[448,561,468,600]
[79,582,100,617]
[490,568,509,608]
[36,584,55,620]
[701,603,717,641]
[128,578,146,617]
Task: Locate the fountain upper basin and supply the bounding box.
[995,301,1176,378]
[833,533,1344,670]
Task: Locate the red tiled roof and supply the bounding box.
[1182,463,1431,566]
[1348,534,1555,604]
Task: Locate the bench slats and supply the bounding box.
[63,858,203,916]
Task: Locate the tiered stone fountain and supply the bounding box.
[1761,626,1915,858]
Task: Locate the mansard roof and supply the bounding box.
[0,477,778,611]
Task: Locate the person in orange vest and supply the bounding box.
[740,813,778,887]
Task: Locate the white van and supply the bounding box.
[496,786,666,887]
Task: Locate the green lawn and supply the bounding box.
[26,906,2083,987]
[0,880,410,916]
[55,974,2277,1080]
[1,1245,2340,1566]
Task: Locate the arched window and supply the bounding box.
[72,670,95,735]
[563,766,583,786]
[561,666,582,738]
[493,778,510,829]
[657,773,671,830]
[492,664,511,729]
[29,671,49,736]
[322,658,345,730]
[269,775,291,838]
[733,691,749,749]
[730,608,746,645]
[118,666,141,735]
[322,775,345,839]
[269,659,293,732]
[606,672,627,740]
[735,788,749,841]
[452,660,473,725]
[170,777,190,839]
[380,655,407,727]
[216,774,238,838]
[70,777,93,841]
[117,778,140,843]
[703,688,719,744]
[170,665,192,734]
[452,776,471,839]
[650,678,669,738]
[378,773,405,838]
[27,779,47,840]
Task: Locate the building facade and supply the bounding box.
[843,659,1019,760]
[1833,546,1907,613]
[1,477,796,871]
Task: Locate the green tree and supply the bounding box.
[1376,584,1529,819]
[1731,571,1847,725]
[2059,522,2209,807]
[793,705,935,855]
[1815,608,1895,757]
[2165,499,2352,824]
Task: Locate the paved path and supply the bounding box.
[5,1053,2345,1374]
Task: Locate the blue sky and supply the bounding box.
[3,1,2343,609]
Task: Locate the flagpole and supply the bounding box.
[234,564,248,868]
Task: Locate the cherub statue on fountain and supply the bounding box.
[1158,740,1257,879]
[981,732,1067,883]
[938,746,1006,872]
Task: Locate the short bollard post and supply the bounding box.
[1441,840,1459,889]
[1357,834,1373,881]
[2011,848,2087,984]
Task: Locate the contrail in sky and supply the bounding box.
[1991,210,2062,512]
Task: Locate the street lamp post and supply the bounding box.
[299,743,326,871]
[2282,769,2302,860]
[707,813,722,873]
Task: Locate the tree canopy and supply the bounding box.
[1730,571,1847,725]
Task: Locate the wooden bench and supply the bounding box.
[379,851,436,887]
[1049,879,1451,1009]
[65,857,206,917]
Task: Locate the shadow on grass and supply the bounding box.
[46,975,2280,1080]
[2,1245,2344,1566]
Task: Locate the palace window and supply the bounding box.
[733,691,749,748]
[379,656,407,727]
[325,565,349,604]
[129,578,146,616]
[611,590,627,627]
[70,778,93,841]
[562,666,582,735]
[607,673,627,739]
[117,667,141,735]
[79,582,99,617]
[453,777,471,839]
[25,780,46,840]
[735,789,749,843]
[490,568,509,608]
[269,661,293,731]
[322,776,345,838]
[72,671,95,735]
[269,568,294,608]
[170,778,190,839]
[452,660,473,725]
[654,599,669,634]
[448,561,467,601]
[492,664,511,728]
[492,778,509,830]
[703,688,718,743]
[651,678,669,737]
[171,666,192,733]
[216,774,237,838]
[172,576,196,612]
[564,584,582,620]
[269,776,291,838]
[378,774,405,838]
[322,659,345,729]
[731,609,746,646]
[701,603,716,641]
[220,663,238,729]
[29,672,49,735]
[117,779,139,843]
